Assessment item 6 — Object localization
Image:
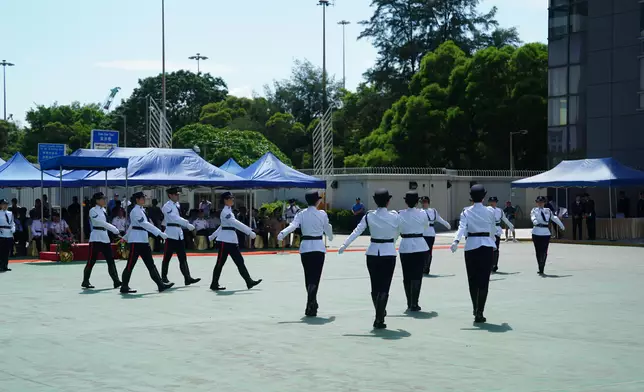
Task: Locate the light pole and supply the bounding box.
[161,0,166,119]
[188,53,208,74]
[510,129,528,177]
[318,0,330,114]
[338,20,350,89]
[1,60,15,121]
[119,114,127,147]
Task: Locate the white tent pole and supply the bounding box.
[40,171,44,253]
[125,167,129,221]
[59,166,63,217]
[609,185,614,241]
[80,187,84,243]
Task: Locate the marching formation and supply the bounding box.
[0,184,565,330]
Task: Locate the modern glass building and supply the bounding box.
[547,0,644,169]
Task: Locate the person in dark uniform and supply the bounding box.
[420,196,451,275]
[617,191,630,218]
[637,192,644,218]
[583,193,596,240]
[339,189,400,329]
[208,192,262,291]
[82,192,122,289]
[0,199,15,272]
[571,194,584,240]
[531,196,565,275]
[120,192,173,294]
[160,187,200,286]
[278,190,333,316]
[450,185,496,323]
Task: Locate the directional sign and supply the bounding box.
[38,143,66,163]
[91,129,119,150]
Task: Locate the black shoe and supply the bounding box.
[162,277,170,284]
[120,287,137,294]
[423,267,430,275]
[210,284,226,291]
[373,319,387,329]
[408,305,421,312]
[305,301,318,317]
[247,279,262,290]
[492,266,498,273]
[4,267,11,272]
[474,315,487,323]
[159,282,175,292]
[81,282,95,289]
[113,281,122,289]
[185,277,201,286]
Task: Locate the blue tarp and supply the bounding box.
[40,156,129,171]
[0,153,74,188]
[219,158,245,175]
[512,158,644,188]
[237,152,326,188]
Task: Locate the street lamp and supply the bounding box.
[510,129,529,177]
[188,53,208,74]
[318,0,330,114]
[337,20,350,89]
[1,60,15,121]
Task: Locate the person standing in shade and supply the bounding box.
[397,192,430,312]
[82,192,122,289]
[583,193,596,240]
[450,185,496,323]
[637,192,644,218]
[284,199,301,248]
[487,196,514,273]
[277,190,333,316]
[339,189,400,329]
[420,196,451,275]
[531,196,565,275]
[351,198,365,229]
[571,194,584,241]
[208,192,262,291]
[0,199,16,272]
[120,192,173,294]
[160,187,200,286]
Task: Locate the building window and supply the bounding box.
[549,67,568,96]
[549,38,569,67]
[640,2,644,37]
[569,125,580,151]
[571,2,587,32]
[549,8,569,37]
[640,57,644,90]
[568,95,579,125]
[639,92,644,110]
[548,98,568,126]
[548,127,567,153]
[550,0,568,9]
[569,33,583,64]
[569,65,581,94]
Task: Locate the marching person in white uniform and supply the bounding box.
[451,185,497,323]
[531,196,565,275]
[0,199,16,272]
[120,192,173,294]
[160,187,200,286]
[82,192,122,289]
[487,196,514,273]
[208,192,262,291]
[420,196,451,275]
[339,188,400,329]
[278,190,333,317]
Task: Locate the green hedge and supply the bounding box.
[257,203,360,234]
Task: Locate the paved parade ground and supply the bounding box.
[1,240,643,392]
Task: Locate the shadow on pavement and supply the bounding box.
[78,288,114,294]
[343,328,412,340]
[492,271,521,276]
[424,274,456,279]
[277,316,336,326]
[541,274,573,278]
[461,322,513,333]
[391,311,438,320]
[214,289,261,295]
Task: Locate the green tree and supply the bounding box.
[264,112,308,167]
[199,96,273,133]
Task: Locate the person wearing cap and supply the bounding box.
[487,196,514,273]
[451,184,497,323]
[583,193,596,240]
[160,187,200,286]
[397,191,431,312]
[0,199,16,272]
[277,190,333,316]
[503,201,517,242]
[420,196,451,275]
[46,212,72,248]
[339,188,400,329]
[82,192,122,289]
[531,196,565,275]
[120,192,172,294]
[284,199,301,248]
[208,192,262,291]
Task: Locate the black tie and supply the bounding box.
[541,209,547,222]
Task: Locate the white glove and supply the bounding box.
[249,232,257,240]
[208,233,217,242]
[277,233,284,242]
[111,228,120,235]
[159,232,169,240]
[450,241,458,253]
[338,245,346,255]
[445,223,452,230]
[187,224,195,231]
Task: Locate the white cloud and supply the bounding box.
[94,60,234,74]
[229,85,255,98]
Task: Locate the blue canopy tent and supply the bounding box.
[40,155,130,243]
[511,158,644,239]
[219,158,245,175]
[238,152,326,188]
[0,153,71,188]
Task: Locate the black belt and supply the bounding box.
[371,238,394,243]
[467,232,490,237]
[429,223,434,226]
[167,223,181,227]
[495,223,501,226]
[93,227,106,231]
[535,224,548,228]
[34,231,42,234]
[0,226,10,229]
[132,227,146,231]
[301,235,323,241]
[401,233,423,238]
[221,227,235,231]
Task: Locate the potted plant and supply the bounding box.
[116,238,129,260]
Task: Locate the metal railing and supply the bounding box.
[312,107,334,179]
[147,96,172,148]
[298,167,544,177]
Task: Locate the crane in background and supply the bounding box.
[101,87,121,112]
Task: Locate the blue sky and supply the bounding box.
[0,0,547,126]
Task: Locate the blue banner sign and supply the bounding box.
[38,143,66,163]
[91,129,119,149]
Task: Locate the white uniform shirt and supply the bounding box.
[0,210,16,238]
[112,216,127,232]
[453,203,497,251]
[342,208,400,256]
[279,207,333,253]
[285,205,301,223]
[162,200,191,240]
[89,206,119,243]
[210,206,252,244]
[488,206,514,237]
[125,205,162,243]
[48,220,69,236]
[422,208,451,237]
[397,208,430,254]
[31,220,47,237]
[193,218,209,231]
[531,207,565,236]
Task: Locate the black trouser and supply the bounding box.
[586,217,596,240]
[210,241,254,287]
[532,234,551,273]
[0,237,12,270]
[400,251,426,308]
[366,255,396,320]
[83,241,120,285]
[572,218,583,240]
[121,242,165,291]
[423,236,435,274]
[161,238,193,282]
[301,251,325,305]
[33,236,43,254]
[464,246,494,315]
[492,235,501,271]
[14,232,26,256]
